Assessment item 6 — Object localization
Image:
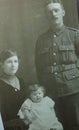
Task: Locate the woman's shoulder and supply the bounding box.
[0,78,8,88]
[0,78,11,96]
[17,77,27,91]
[18,77,24,83]
[0,78,6,83]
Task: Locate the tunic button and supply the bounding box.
[15,89,17,92]
[53,43,56,46]
[53,53,56,56]
[54,35,56,38]
[54,72,57,75]
[62,64,65,67]
[72,75,75,78]
[62,64,65,68]
[53,62,56,65]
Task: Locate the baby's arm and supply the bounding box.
[17,100,33,124]
[17,108,30,125]
[18,99,37,125]
[51,107,63,130]
[47,97,63,130]
[21,105,34,124]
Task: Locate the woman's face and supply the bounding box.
[2,56,19,75]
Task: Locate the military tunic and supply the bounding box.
[35,26,79,130]
[35,26,79,98]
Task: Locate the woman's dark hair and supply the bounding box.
[28,84,46,96]
[0,50,18,63]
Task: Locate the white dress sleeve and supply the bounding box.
[17,98,33,125]
[45,97,63,130]
[45,96,55,108]
[17,98,31,118]
[0,113,4,130]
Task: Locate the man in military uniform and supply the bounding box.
[35,0,79,130]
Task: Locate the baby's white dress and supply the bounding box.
[18,96,63,130]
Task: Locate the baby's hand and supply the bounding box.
[17,110,24,119]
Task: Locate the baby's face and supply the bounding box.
[30,88,44,103]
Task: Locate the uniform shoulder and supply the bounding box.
[37,29,51,40]
[36,29,51,47]
[66,26,79,32]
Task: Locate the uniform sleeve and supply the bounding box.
[75,30,79,68]
[75,30,79,57]
[35,37,44,83]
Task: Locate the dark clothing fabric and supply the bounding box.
[0,78,27,130]
[35,26,79,98]
[35,26,79,130]
[55,93,79,130]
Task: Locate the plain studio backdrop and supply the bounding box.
[0,0,78,84]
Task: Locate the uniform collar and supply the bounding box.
[49,25,65,36]
[55,25,65,35]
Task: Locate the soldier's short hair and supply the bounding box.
[46,0,62,4]
[45,0,64,9]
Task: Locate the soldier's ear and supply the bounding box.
[62,10,65,16]
[0,62,3,67]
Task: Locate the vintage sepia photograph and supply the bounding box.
[0,0,79,130]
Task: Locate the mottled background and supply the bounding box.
[0,0,78,85]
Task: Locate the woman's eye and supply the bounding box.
[55,9,58,12]
[14,60,18,63]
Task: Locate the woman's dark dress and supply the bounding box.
[0,78,28,130]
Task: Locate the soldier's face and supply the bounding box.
[46,3,65,27]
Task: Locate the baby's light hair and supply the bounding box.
[28,84,46,96]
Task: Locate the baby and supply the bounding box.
[18,84,63,130]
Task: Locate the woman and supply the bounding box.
[0,50,28,130]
